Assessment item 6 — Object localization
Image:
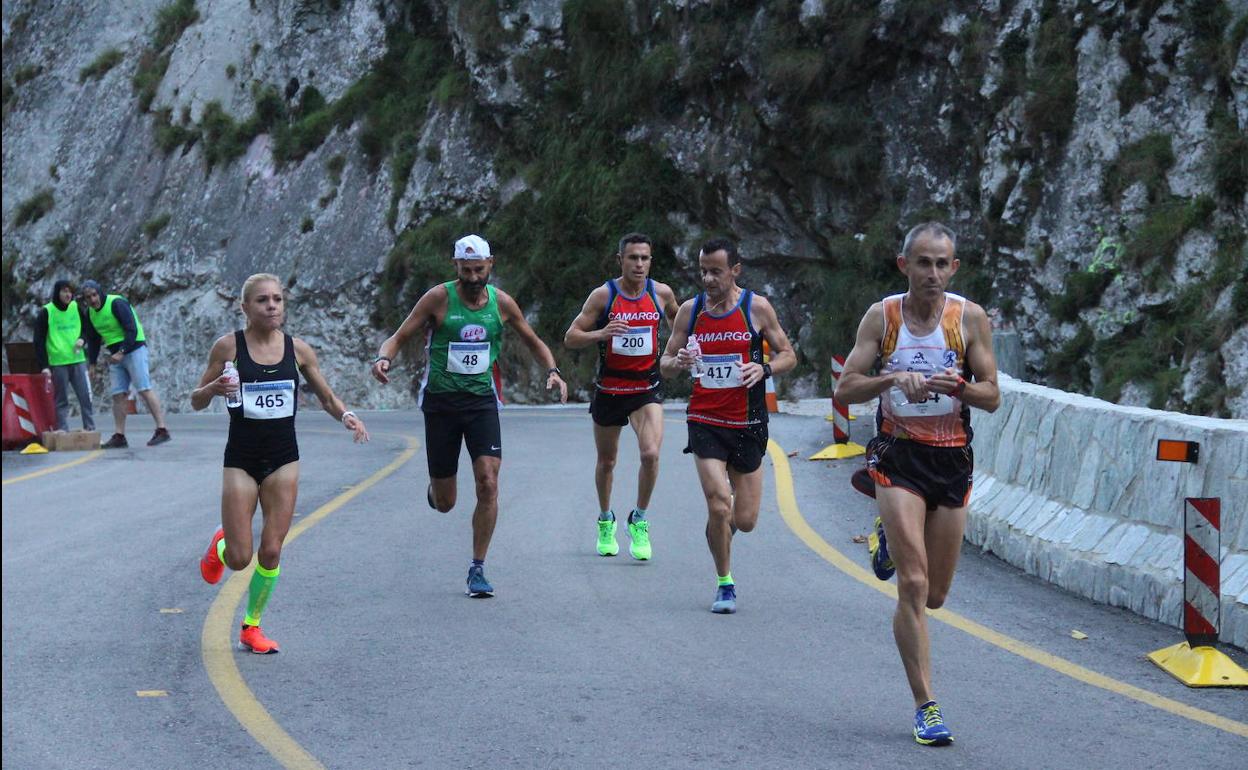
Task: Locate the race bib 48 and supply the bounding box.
[448,341,491,375]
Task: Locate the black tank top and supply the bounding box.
[227,330,300,451]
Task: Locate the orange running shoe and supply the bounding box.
[200,528,226,584]
[238,624,280,654]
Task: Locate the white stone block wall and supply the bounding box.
[968,375,1248,650]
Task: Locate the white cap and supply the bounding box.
[453,234,492,260]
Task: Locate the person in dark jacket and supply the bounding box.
[80,280,170,448]
[34,279,96,432]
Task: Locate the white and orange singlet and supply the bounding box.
[877,292,972,447]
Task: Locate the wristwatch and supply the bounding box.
[547,367,562,377]
[762,363,773,379]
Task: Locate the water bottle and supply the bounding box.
[686,334,707,378]
[223,361,242,408]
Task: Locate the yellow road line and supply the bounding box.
[766,439,1248,740]
[202,436,420,770]
[3,449,103,485]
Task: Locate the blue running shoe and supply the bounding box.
[466,565,494,598]
[710,584,737,614]
[868,516,895,581]
[913,701,953,746]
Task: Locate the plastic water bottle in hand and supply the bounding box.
[223,361,242,408]
[686,334,707,377]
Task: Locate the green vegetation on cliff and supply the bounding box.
[133,0,200,112]
[114,0,1245,411]
[79,48,124,83]
[12,189,54,228]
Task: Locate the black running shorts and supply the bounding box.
[423,408,502,479]
[683,420,768,474]
[224,442,300,485]
[865,433,973,510]
[589,388,662,427]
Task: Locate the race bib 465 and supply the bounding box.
[242,380,296,420]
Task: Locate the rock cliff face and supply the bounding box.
[3,0,1245,416]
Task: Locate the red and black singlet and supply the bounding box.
[595,278,662,395]
[686,290,766,427]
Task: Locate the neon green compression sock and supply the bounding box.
[717,573,734,586]
[216,537,226,564]
[243,563,280,626]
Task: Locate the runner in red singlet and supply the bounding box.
[659,238,795,614]
[564,233,679,560]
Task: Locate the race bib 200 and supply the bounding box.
[611,326,653,357]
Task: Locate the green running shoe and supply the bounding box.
[627,514,651,561]
[597,516,619,556]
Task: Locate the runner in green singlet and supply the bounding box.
[371,235,568,597]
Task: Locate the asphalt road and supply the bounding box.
[3,406,1245,769]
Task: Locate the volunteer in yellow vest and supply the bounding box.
[835,222,1000,747]
[34,280,96,432]
[371,234,568,598]
[81,280,171,448]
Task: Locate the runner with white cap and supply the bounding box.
[372,234,568,597]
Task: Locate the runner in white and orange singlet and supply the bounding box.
[835,222,1000,746]
[660,237,795,614]
[564,233,679,560]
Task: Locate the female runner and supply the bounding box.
[192,273,368,653]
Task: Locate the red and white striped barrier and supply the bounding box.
[10,389,37,440]
[2,373,57,450]
[1148,491,1246,686]
[811,354,865,460]
[829,355,850,440]
[1184,498,1221,647]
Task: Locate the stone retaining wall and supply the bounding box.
[968,375,1248,650]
